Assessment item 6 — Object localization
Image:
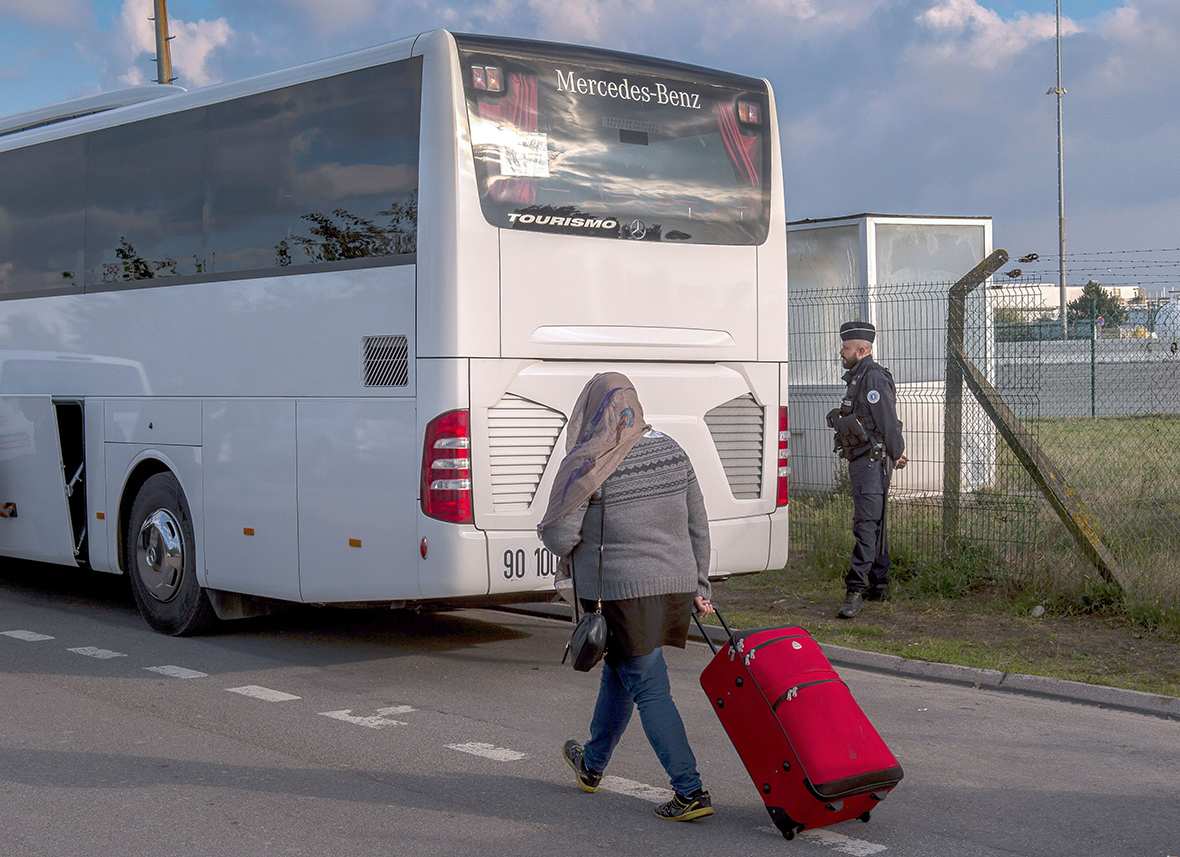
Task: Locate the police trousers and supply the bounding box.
[846,454,892,593]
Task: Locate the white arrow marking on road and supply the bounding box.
[446,742,527,761]
[318,705,417,728]
[68,646,127,659]
[146,665,208,679]
[755,827,887,855]
[226,685,301,702]
[2,630,55,641]
[599,776,673,802]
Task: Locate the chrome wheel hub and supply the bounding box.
[136,509,185,602]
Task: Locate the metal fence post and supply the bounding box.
[942,250,1010,558]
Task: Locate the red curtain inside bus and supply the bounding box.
[475,73,539,205]
[714,101,761,187]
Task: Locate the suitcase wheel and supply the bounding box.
[859,811,872,823]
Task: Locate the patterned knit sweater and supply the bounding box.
[541,430,712,602]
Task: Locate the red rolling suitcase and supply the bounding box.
[696,611,903,840]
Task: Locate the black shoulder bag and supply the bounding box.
[562,497,607,672]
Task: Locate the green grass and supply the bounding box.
[708,490,1180,697]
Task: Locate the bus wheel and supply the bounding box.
[126,473,217,636]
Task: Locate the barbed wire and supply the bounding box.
[994,249,1180,294]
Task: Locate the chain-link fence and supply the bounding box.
[787,271,1180,607]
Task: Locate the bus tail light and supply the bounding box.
[421,410,473,523]
[777,406,789,506]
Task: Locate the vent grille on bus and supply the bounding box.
[487,394,567,511]
[704,394,765,500]
[362,335,409,387]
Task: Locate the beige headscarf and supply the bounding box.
[538,372,648,534]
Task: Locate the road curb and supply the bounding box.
[497,602,1180,721]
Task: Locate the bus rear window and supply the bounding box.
[458,41,771,246]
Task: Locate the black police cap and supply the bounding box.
[839,321,876,343]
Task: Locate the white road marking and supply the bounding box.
[226,685,301,702]
[755,827,887,855]
[145,665,208,679]
[446,742,527,762]
[68,646,127,659]
[599,776,674,802]
[799,829,887,855]
[2,630,55,641]
[318,705,417,728]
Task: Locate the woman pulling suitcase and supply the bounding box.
[539,372,716,822]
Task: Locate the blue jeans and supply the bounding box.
[582,648,703,797]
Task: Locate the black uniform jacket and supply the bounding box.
[843,355,905,462]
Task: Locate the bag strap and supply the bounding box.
[594,491,605,613]
[569,491,606,621]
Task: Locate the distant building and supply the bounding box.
[785,214,993,495]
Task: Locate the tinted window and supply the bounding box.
[0,57,421,298]
[0,137,85,296]
[206,60,421,273]
[85,109,205,285]
[457,39,769,246]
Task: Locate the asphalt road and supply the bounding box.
[2,561,1178,857]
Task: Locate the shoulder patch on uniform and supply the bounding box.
[866,389,881,404]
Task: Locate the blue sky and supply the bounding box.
[2,1,1178,293]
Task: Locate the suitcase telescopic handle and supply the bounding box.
[692,604,735,655]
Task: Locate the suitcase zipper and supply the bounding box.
[738,631,812,665]
[770,678,836,711]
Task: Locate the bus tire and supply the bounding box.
[126,472,217,636]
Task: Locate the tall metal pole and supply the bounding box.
[1051,0,1067,339]
[153,0,176,85]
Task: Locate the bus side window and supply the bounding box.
[0,137,85,298]
[85,109,205,287]
[205,59,422,274]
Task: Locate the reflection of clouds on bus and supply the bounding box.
[0,349,151,398]
[288,162,419,201]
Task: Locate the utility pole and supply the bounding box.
[152,0,177,85]
[1048,0,1067,339]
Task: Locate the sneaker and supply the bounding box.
[864,583,891,602]
[837,590,864,619]
[655,789,714,822]
[562,740,602,793]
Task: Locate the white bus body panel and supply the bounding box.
[0,267,414,399]
[415,30,501,360]
[498,233,757,362]
[0,396,77,563]
[201,400,300,601]
[296,399,419,602]
[469,359,783,595]
[84,399,112,572]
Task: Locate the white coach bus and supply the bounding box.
[0,31,789,635]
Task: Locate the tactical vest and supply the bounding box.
[826,361,892,460]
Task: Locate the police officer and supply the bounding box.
[828,321,907,619]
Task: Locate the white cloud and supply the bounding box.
[110,0,232,88]
[519,0,871,51]
[1087,3,1180,95]
[914,0,1080,70]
